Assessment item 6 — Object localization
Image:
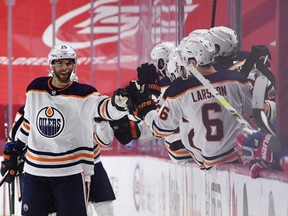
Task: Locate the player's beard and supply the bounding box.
[54,70,72,84]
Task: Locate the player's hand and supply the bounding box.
[1,161,7,176]
[126,81,157,119]
[251,45,271,65]
[111,88,132,112]
[2,142,20,183]
[126,81,150,106]
[236,130,273,164]
[137,63,159,85]
[249,161,270,178]
[109,116,141,145]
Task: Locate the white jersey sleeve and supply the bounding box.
[93,121,114,146]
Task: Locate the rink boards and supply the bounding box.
[1,156,288,216]
[102,156,288,216]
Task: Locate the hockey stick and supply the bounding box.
[240,45,272,81]
[252,76,276,136]
[0,171,9,188]
[3,104,15,216]
[185,64,255,134]
[255,60,276,88]
[241,54,276,136]
[211,0,217,28]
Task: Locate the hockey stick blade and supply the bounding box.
[255,60,276,88]
[0,171,9,188]
[186,64,255,133]
[252,76,276,135]
[253,109,276,136]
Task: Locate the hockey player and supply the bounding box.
[205,26,247,71]
[127,35,253,170]
[157,51,195,165]
[138,43,194,165]
[150,42,194,165]
[206,26,273,90]
[206,26,277,145]
[2,75,117,216]
[109,42,194,166]
[1,43,129,216]
[150,41,176,93]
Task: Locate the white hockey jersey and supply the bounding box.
[145,70,253,169]
[158,77,194,166]
[141,76,193,165]
[8,105,25,142]
[92,120,114,164]
[18,77,127,177]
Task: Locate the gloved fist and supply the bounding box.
[249,161,270,178]
[111,88,132,112]
[137,63,159,85]
[109,116,141,145]
[251,45,271,59]
[1,161,7,176]
[2,142,20,183]
[125,81,157,119]
[126,81,151,107]
[236,131,273,164]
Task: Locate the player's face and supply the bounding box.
[171,73,177,81]
[180,66,188,79]
[52,59,74,85]
[215,44,220,56]
[158,59,165,70]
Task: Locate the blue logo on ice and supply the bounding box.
[36,106,65,138]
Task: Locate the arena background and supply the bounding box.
[0,1,288,215]
[1,0,287,147]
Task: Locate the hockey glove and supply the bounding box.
[126,81,157,119]
[133,100,157,120]
[1,161,7,176]
[147,84,161,98]
[126,81,151,106]
[249,160,270,178]
[251,45,271,65]
[111,88,133,112]
[240,45,271,78]
[2,142,21,183]
[137,63,159,85]
[236,130,273,164]
[109,116,141,145]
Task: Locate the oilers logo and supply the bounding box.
[36,106,65,138]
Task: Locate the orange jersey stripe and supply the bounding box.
[23,122,30,131]
[26,152,94,163]
[204,151,238,167]
[101,99,109,119]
